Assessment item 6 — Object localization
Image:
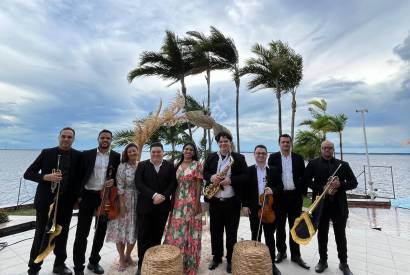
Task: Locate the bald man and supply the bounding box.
[304,141,358,275]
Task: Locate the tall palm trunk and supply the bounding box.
[180,77,193,139]
[206,69,212,153]
[291,89,297,141]
[276,90,283,136]
[339,131,344,161]
[235,79,240,153]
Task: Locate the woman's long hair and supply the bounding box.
[121,143,138,163]
[176,143,199,169]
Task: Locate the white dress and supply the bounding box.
[105,162,138,243]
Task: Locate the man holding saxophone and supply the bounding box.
[304,140,358,275]
[203,131,247,273]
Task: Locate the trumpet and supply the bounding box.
[204,156,234,199]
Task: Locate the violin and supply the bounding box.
[257,175,276,224]
[96,165,119,226]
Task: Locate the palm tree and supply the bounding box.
[128,30,194,138]
[300,99,329,139]
[286,53,303,140]
[241,41,295,136]
[185,26,239,151]
[328,114,348,160]
[293,130,322,160]
[232,64,241,152]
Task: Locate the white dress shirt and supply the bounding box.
[256,164,267,196]
[215,152,235,198]
[85,148,110,191]
[281,152,295,190]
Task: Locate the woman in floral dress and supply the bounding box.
[164,143,203,275]
[106,143,139,271]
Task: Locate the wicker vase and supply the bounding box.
[141,244,183,275]
[232,240,272,275]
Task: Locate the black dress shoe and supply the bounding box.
[275,252,287,263]
[87,263,104,274]
[272,264,282,275]
[339,263,353,275]
[208,259,222,270]
[53,264,73,275]
[291,256,310,269]
[28,270,39,275]
[315,260,328,273]
[227,262,232,273]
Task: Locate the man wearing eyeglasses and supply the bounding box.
[243,144,283,275]
[304,140,357,275]
[267,134,309,270]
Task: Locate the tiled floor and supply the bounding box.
[1,209,410,275]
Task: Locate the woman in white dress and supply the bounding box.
[106,143,139,271]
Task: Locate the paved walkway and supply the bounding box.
[1,208,410,275]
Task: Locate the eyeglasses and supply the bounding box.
[322,146,334,150]
[255,152,267,155]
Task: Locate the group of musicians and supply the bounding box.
[25,127,357,275]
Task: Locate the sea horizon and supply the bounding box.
[1,148,409,155]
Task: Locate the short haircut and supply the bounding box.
[98,129,112,138]
[254,144,267,152]
[215,131,232,142]
[278,134,292,144]
[150,142,164,151]
[60,127,75,137]
[121,143,138,163]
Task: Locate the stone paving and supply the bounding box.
[1,208,410,275]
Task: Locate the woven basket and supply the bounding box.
[232,240,272,275]
[141,244,183,275]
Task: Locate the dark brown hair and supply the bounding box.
[121,143,138,163]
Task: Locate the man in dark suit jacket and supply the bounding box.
[134,142,177,275]
[73,129,121,275]
[24,127,82,275]
[304,140,357,275]
[243,144,283,275]
[204,131,248,274]
[267,134,309,269]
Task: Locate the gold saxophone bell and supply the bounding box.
[204,156,234,199]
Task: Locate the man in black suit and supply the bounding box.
[134,142,177,275]
[305,140,357,275]
[204,131,248,274]
[73,129,121,275]
[268,134,309,269]
[242,145,283,275]
[24,127,82,275]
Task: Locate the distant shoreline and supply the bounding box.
[1,149,410,155]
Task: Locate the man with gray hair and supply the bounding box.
[304,140,358,275]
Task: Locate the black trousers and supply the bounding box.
[73,190,108,271]
[137,211,169,268]
[275,190,302,258]
[209,197,241,263]
[28,193,73,273]
[317,201,348,263]
[249,211,277,264]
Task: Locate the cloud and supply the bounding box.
[0,0,410,152]
[394,32,410,62]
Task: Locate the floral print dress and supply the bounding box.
[164,161,203,275]
[106,162,138,244]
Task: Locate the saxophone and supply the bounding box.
[204,156,234,199]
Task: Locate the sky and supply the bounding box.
[0,0,410,153]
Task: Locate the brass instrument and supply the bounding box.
[204,156,234,199]
[290,163,342,245]
[34,155,63,263]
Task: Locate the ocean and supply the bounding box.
[1,149,409,207]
